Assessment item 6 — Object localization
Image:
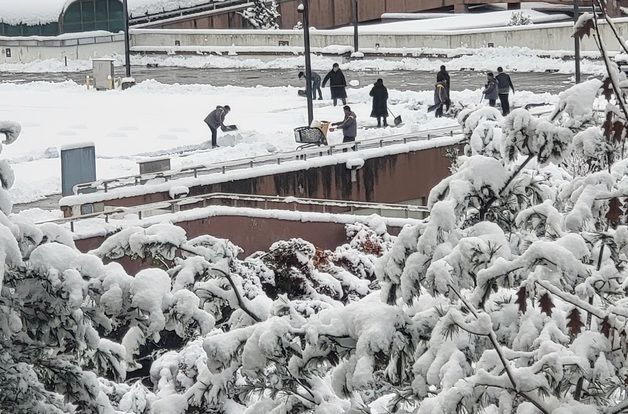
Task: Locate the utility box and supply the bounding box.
[61,143,96,196]
[92,58,115,90]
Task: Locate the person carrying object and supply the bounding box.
[369,78,389,127]
[298,71,323,100]
[495,66,515,116]
[483,72,499,107]
[330,105,357,151]
[322,63,347,106]
[436,65,451,111]
[203,105,231,149]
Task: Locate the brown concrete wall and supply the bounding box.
[79,144,454,213]
[75,215,403,274]
[147,0,526,30]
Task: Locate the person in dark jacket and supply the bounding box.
[369,78,389,127]
[322,63,347,106]
[432,81,447,118]
[298,71,323,100]
[436,65,451,111]
[482,72,499,107]
[495,67,515,116]
[330,105,357,150]
[203,105,230,148]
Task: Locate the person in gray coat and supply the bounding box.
[204,105,230,148]
[331,105,357,150]
[298,71,323,100]
[495,67,515,115]
[482,72,499,107]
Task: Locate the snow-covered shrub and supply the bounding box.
[239,0,280,29]
[508,11,532,26]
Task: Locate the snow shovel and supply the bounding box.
[388,108,402,126]
[427,103,441,113]
[221,125,238,132]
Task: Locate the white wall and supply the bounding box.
[131,18,628,53]
[0,33,124,64]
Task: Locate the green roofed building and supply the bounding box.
[0,0,124,37]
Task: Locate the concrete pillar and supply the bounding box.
[507,2,521,9]
[454,1,469,13]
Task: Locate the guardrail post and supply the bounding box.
[379,140,383,148]
[222,166,226,174]
[138,211,143,220]
[104,182,108,192]
[105,214,109,223]
[403,137,407,144]
[193,168,198,178]
[427,134,431,140]
[70,221,75,232]
[277,158,281,165]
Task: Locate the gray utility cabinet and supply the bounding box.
[92,58,115,90]
[61,144,96,196]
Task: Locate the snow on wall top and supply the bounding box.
[128,0,219,19]
[0,0,73,26]
[0,0,217,26]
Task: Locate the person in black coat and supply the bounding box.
[436,65,451,111]
[369,78,389,127]
[322,63,347,106]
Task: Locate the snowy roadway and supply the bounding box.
[0,67,577,95]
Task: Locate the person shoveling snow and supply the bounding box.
[204,105,237,148]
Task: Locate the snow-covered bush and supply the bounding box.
[508,11,532,26]
[239,0,280,29]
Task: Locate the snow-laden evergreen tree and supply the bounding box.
[239,0,280,29]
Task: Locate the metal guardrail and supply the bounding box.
[0,33,124,47]
[71,126,461,197]
[45,192,430,231]
[130,0,251,25]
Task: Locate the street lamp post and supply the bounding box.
[298,1,314,125]
[574,0,581,83]
[122,0,131,78]
[352,0,359,53]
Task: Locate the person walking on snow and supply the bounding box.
[369,78,389,127]
[322,63,347,106]
[330,105,357,150]
[298,71,323,100]
[483,72,499,107]
[432,81,447,118]
[436,65,451,111]
[495,66,515,115]
[204,105,230,149]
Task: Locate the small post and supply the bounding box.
[574,0,581,83]
[123,0,131,78]
[299,1,314,125]
[352,0,359,53]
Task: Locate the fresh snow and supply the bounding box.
[332,10,569,33]
[2,79,554,205]
[0,0,223,25]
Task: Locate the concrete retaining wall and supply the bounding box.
[131,18,628,52]
[0,33,124,64]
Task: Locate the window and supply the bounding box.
[62,0,123,34]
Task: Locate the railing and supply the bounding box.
[130,0,252,25]
[45,192,431,231]
[0,33,124,47]
[71,126,461,197]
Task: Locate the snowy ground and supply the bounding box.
[1,79,556,207]
[0,47,607,75]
